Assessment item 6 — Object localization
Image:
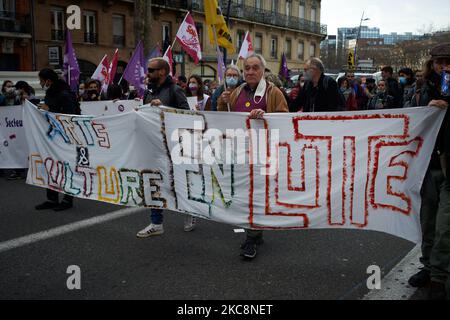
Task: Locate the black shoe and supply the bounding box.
[428,281,447,300]
[7,172,22,180]
[240,237,264,249]
[35,201,59,210]
[408,269,431,288]
[53,201,73,212]
[240,239,257,260]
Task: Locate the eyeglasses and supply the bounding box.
[148,68,161,73]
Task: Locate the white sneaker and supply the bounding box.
[136,223,164,238]
[183,216,197,232]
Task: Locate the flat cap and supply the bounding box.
[430,43,450,60]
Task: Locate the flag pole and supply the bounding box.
[173,12,188,50]
[68,66,72,91]
[212,24,230,112]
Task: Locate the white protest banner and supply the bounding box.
[80,99,142,116]
[0,105,28,168]
[23,100,446,243]
[0,100,142,169]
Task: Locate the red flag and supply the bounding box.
[108,49,119,85]
[238,31,254,60]
[163,45,174,77]
[91,54,109,84]
[175,12,202,64]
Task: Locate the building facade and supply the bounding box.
[153,0,327,79]
[0,0,34,71]
[33,0,136,82]
[2,0,326,83]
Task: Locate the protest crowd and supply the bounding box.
[1,4,450,301]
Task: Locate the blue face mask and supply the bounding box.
[226,77,238,87]
[399,77,407,85]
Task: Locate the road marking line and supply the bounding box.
[0,207,147,254]
[363,244,421,300]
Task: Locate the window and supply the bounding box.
[299,2,305,19]
[285,39,292,59]
[255,0,262,10]
[51,7,65,41]
[286,1,291,17]
[112,15,125,47]
[195,23,203,49]
[271,0,277,13]
[84,11,97,44]
[0,0,14,13]
[255,33,263,54]
[162,22,171,51]
[309,43,316,58]
[311,7,317,22]
[237,30,245,52]
[270,36,278,59]
[298,41,304,60]
[192,64,216,82]
[191,0,202,10]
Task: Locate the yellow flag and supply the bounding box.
[204,0,235,53]
[347,50,355,69]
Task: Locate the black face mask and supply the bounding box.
[87,89,98,95]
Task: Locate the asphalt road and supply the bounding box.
[0,174,430,300]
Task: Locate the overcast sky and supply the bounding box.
[321,0,450,36]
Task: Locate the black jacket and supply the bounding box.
[144,76,189,110]
[413,71,450,176]
[385,77,403,108]
[44,80,79,115]
[291,73,342,112]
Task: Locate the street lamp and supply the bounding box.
[354,11,370,70]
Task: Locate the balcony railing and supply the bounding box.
[0,11,31,34]
[84,32,98,44]
[151,0,326,36]
[219,1,327,35]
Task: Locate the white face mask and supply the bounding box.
[254,79,267,104]
[41,81,50,91]
[303,70,313,82]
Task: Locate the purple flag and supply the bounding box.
[123,41,147,98]
[217,47,226,83]
[279,52,289,80]
[63,30,80,91]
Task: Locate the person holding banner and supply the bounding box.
[408,43,450,300]
[142,58,189,110]
[81,80,102,102]
[186,75,211,111]
[137,58,194,238]
[212,65,243,111]
[35,68,79,212]
[218,54,289,260]
[0,80,19,106]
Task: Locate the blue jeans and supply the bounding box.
[151,209,163,225]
